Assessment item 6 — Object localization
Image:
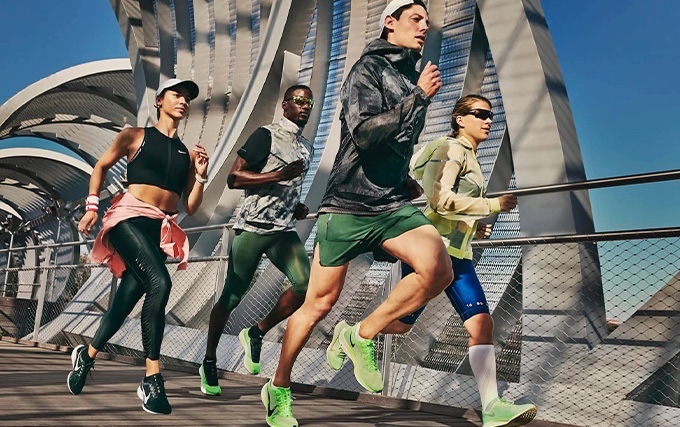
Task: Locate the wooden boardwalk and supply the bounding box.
[0,338,563,426]
[0,339,480,426]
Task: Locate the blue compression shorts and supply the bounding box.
[399,256,489,324]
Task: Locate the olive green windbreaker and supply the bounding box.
[410,135,501,259]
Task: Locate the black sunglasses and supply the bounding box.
[285,95,314,108]
[465,109,493,121]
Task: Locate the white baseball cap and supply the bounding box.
[155,78,199,100]
[379,0,418,37]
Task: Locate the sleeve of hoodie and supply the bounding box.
[343,61,431,152]
[421,141,501,221]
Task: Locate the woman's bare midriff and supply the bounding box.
[127,184,180,213]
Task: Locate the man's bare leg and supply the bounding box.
[381,319,415,334]
[257,289,305,334]
[273,245,348,388]
[359,224,452,339]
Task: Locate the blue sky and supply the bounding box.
[0,0,677,232]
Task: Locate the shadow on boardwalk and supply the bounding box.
[0,339,482,426]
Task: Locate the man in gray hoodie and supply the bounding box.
[262,2,452,426]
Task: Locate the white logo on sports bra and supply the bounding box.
[178,150,187,154]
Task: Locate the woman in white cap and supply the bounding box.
[67,78,209,415]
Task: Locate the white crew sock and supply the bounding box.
[469,344,499,410]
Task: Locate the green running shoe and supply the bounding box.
[67,344,95,395]
[338,323,383,393]
[239,328,263,374]
[261,380,298,427]
[326,320,349,370]
[482,397,537,427]
[199,359,222,396]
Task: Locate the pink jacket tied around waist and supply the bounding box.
[90,192,189,278]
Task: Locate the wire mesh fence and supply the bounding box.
[1,228,679,426]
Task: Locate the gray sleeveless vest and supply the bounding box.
[234,118,313,234]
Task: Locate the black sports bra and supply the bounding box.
[126,127,192,196]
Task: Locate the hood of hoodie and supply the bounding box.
[361,38,422,69]
[318,38,430,215]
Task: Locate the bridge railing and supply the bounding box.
[0,170,679,427]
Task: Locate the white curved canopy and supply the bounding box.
[0,59,135,245]
[0,58,135,189]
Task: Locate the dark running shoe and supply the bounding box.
[199,359,222,396]
[239,327,263,374]
[67,344,95,395]
[137,373,172,415]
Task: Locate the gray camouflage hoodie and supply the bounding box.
[319,38,432,215]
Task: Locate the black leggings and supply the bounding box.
[91,217,171,360]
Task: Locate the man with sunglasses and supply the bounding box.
[262,2,454,426]
[199,85,314,397]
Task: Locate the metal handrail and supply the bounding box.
[0,226,677,258]
[486,168,680,198]
[411,168,680,206]
[472,226,680,247]
[0,214,323,254]
[0,168,677,255]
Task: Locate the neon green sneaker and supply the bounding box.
[239,328,262,374]
[326,320,349,370]
[199,360,222,396]
[338,323,383,393]
[482,397,537,427]
[261,380,298,427]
